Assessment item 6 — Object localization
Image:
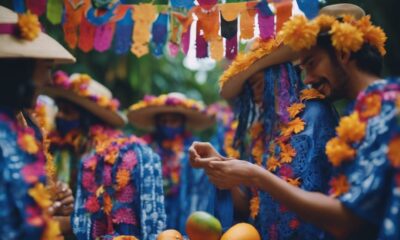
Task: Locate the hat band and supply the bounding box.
[0,23,18,35]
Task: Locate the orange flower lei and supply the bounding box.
[218,38,280,88]
[15,113,61,239]
[279,14,387,56]
[249,88,325,218]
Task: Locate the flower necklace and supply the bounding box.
[11,112,61,239]
[326,82,400,197]
[81,127,144,238]
[249,88,325,218]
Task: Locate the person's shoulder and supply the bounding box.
[302,99,338,121]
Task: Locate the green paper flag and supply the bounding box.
[47,0,63,25]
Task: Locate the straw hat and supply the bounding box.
[42,72,126,128]
[127,92,215,131]
[219,3,366,100]
[0,5,75,64]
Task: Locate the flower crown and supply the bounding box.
[53,71,120,111]
[219,38,280,88]
[129,94,205,112]
[279,14,387,56]
[0,11,41,41]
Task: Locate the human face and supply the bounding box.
[32,60,53,98]
[156,113,185,128]
[299,47,349,101]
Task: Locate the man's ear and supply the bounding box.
[337,51,351,65]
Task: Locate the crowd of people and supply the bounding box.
[0,2,399,240]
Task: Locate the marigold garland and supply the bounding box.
[218,38,279,88]
[248,88,324,218]
[325,137,356,167]
[358,93,382,120]
[335,112,366,143]
[279,14,387,56]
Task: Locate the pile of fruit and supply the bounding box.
[157,211,261,240]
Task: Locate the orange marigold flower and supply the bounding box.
[42,218,61,240]
[250,196,260,219]
[388,136,400,168]
[116,169,131,189]
[252,140,264,165]
[104,147,119,165]
[329,175,350,197]
[28,183,53,209]
[18,11,41,40]
[287,103,305,119]
[103,193,113,215]
[286,177,301,187]
[280,15,320,51]
[314,14,336,30]
[396,96,400,111]
[342,15,356,25]
[325,137,356,167]
[300,88,325,101]
[330,21,363,53]
[18,132,39,154]
[359,93,382,119]
[336,112,366,143]
[357,16,387,56]
[280,143,297,164]
[281,117,306,137]
[267,156,281,172]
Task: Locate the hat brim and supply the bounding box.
[0,32,75,64]
[220,45,298,100]
[127,106,215,131]
[41,86,126,128]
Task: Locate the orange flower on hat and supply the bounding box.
[267,156,281,171]
[116,168,131,189]
[325,137,356,167]
[336,112,366,143]
[300,88,325,101]
[250,196,260,218]
[329,175,350,197]
[28,183,53,209]
[314,14,336,30]
[357,16,387,56]
[281,117,306,137]
[388,136,400,168]
[280,15,320,51]
[359,93,382,119]
[330,21,364,54]
[18,11,41,40]
[287,103,305,119]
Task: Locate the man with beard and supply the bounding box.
[189,4,400,240]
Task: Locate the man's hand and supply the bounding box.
[48,181,74,216]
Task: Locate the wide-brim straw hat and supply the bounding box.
[128,92,215,131]
[219,3,365,100]
[42,72,126,128]
[0,5,75,64]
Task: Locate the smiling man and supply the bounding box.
[189,4,400,239]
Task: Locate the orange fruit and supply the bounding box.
[221,223,261,240]
[186,211,222,240]
[157,229,183,240]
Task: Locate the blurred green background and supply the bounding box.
[2,0,399,110]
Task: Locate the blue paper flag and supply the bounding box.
[297,0,319,19]
[114,9,134,55]
[151,13,168,57]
